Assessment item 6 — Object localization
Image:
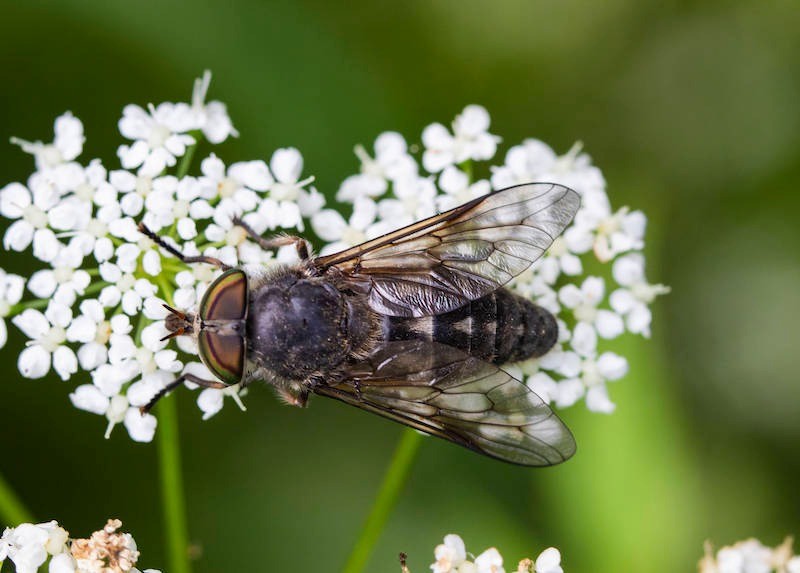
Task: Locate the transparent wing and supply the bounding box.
[313,340,576,466]
[314,183,580,317]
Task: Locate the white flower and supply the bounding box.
[49,552,76,573]
[124,406,158,442]
[65,299,110,370]
[199,154,268,237]
[474,548,505,573]
[610,254,670,337]
[312,197,378,256]
[200,153,270,197]
[337,132,417,202]
[2,519,161,573]
[431,534,467,573]
[88,374,161,442]
[533,548,562,573]
[70,384,111,415]
[534,236,583,280]
[98,260,157,315]
[268,148,313,201]
[44,189,93,233]
[117,103,196,177]
[105,320,181,379]
[12,303,77,380]
[171,270,200,310]
[255,147,322,229]
[138,176,180,229]
[111,170,153,216]
[436,166,490,212]
[69,159,117,204]
[0,269,25,349]
[10,112,84,171]
[0,521,67,573]
[190,70,238,144]
[490,140,605,198]
[716,539,772,573]
[27,244,89,306]
[196,383,247,421]
[1,523,50,573]
[546,323,627,413]
[0,179,62,254]
[591,207,646,263]
[558,277,624,339]
[422,105,500,172]
[372,175,437,234]
[36,521,69,556]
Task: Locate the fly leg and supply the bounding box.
[231,216,311,260]
[139,223,231,269]
[140,373,228,414]
[273,381,310,408]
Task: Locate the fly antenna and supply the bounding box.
[162,303,186,319]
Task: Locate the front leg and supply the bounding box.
[139,223,230,270]
[232,216,311,260]
[141,373,228,414]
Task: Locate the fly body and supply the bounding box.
[141,182,581,466]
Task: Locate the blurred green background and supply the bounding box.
[1,1,799,571]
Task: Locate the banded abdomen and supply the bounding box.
[381,288,557,365]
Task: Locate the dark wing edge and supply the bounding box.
[314,183,580,317]
[313,341,576,466]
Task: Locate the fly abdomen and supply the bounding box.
[382,288,558,365]
[494,289,558,362]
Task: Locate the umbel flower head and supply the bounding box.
[698,536,800,573]
[424,533,563,573]
[0,72,668,442]
[0,518,160,573]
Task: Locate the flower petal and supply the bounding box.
[18,345,51,378]
[124,408,157,442]
[70,384,110,415]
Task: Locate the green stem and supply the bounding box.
[150,276,189,572]
[176,135,201,179]
[157,394,192,573]
[7,298,49,313]
[459,159,474,182]
[342,429,423,573]
[155,275,176,305]
[0,471,34,526]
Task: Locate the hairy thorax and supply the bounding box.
[246,268,376,381]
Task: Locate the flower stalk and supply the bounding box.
[0,472,34,526]
[342,429,423,573]
[156,394,192,573]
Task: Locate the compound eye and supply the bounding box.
[200,269,248,321]
[198,331,245,384]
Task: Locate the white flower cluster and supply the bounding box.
[426,534,562,573]
[0,72,322,441]
[0,76,666,442]
[699,537,800,573]
[0,518,159,573]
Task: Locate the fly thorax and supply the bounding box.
[248,277,353,380]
